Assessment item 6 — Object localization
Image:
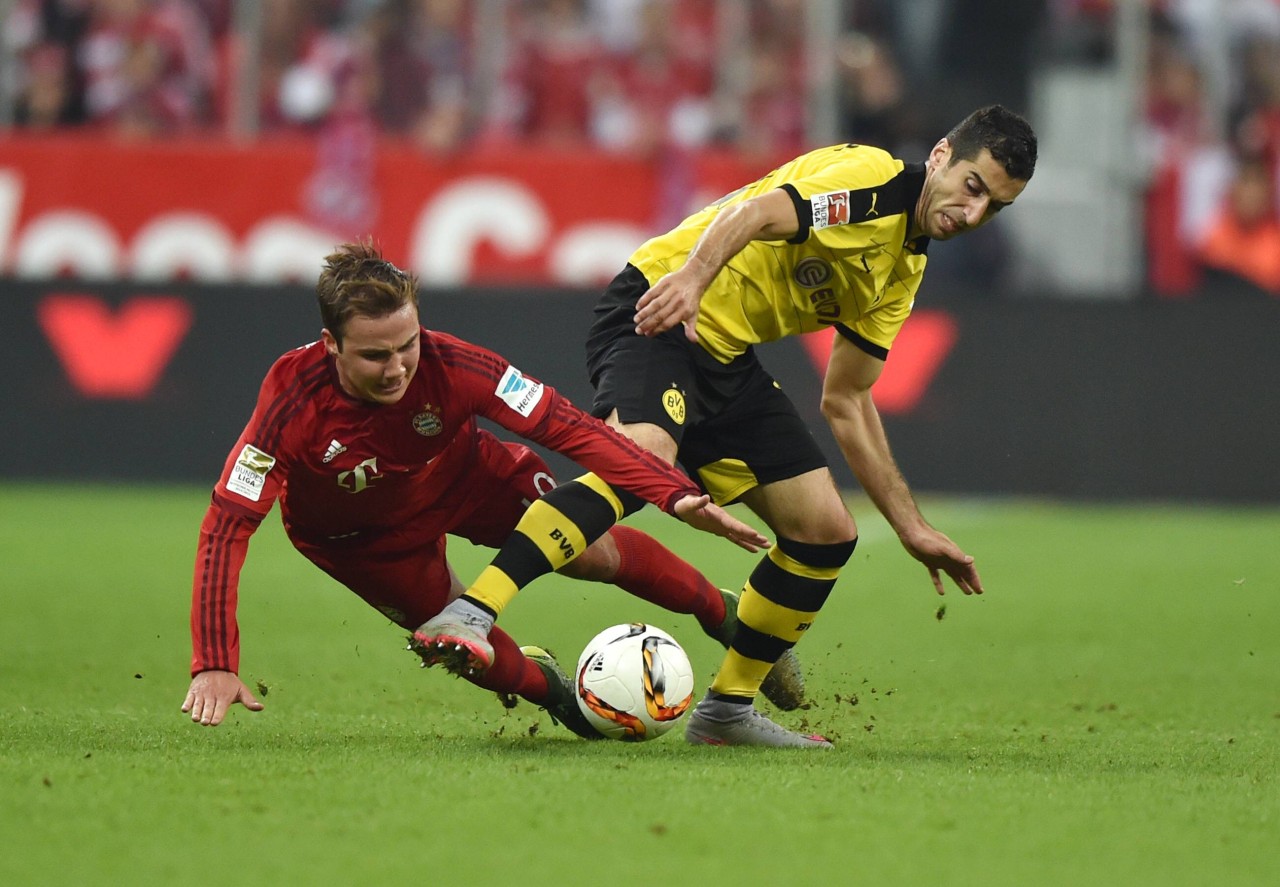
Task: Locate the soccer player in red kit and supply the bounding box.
[181,241,784,737]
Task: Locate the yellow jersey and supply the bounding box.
[628,143,929,363]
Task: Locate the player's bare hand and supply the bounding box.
[673,493,770,552]
[181,669,265,727]
[634,272,702,342]
[900,527,984,596]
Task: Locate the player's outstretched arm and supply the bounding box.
[672,493,769,553]
[181,669,265,727]
[821,334,981,595]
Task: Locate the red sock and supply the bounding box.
[606,525,726,633]
[466,626,550,702]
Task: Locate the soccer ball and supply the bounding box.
[575,623,696,742]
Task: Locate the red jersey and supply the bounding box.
[191,328,699,674]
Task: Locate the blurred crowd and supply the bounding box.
[2,0,805,157]
[1137,0,1280,297]
[1051,0,1280,297]
[1,0,1026,158]
[5,0,1280,297]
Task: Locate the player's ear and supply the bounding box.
[929,138,951,169]
[321,328,341,355]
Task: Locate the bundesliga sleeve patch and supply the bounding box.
[495,365,545,418]
[226,444,276,501]
[810,190,852,230]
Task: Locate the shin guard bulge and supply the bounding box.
[710,535,857,702]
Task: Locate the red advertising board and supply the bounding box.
[0,134,766,285]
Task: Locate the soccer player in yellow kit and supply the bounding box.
[415,105,1037,747]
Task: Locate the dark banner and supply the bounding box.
[4,281,1278,503]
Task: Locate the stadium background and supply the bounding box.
[2,7,1278,884]
[1,0,1278,503]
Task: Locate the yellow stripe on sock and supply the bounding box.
[466,565,521,618]
[516,499,591,568]
[768,545,842,581]
[738,583,818,644]
[709,648,775,699]
[575,472,625,520]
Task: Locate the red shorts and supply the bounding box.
[292,432,556,629]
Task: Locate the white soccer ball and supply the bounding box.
[575,623,695,742]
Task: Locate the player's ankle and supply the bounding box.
[444,595,495,631]
[693,693,752,723]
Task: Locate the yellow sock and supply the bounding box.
[709,537,856,701]
[463,474,625,617]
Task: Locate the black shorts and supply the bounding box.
[585,265,829,504]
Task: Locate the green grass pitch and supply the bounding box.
[1,483,1276,885]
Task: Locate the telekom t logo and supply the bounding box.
[37,294,193,399]
[338,458,381,493]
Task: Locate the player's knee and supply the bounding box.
[776,515,858,548]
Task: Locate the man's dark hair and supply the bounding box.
[315,240,419,346]
[946,105,1038,182]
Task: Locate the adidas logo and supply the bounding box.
[322,439,347,463]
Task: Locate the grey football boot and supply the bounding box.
[409,604,495,675]
[684,695,833,749]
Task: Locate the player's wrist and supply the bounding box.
[666,488,701,516]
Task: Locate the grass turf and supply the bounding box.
[1,483,1276,885]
